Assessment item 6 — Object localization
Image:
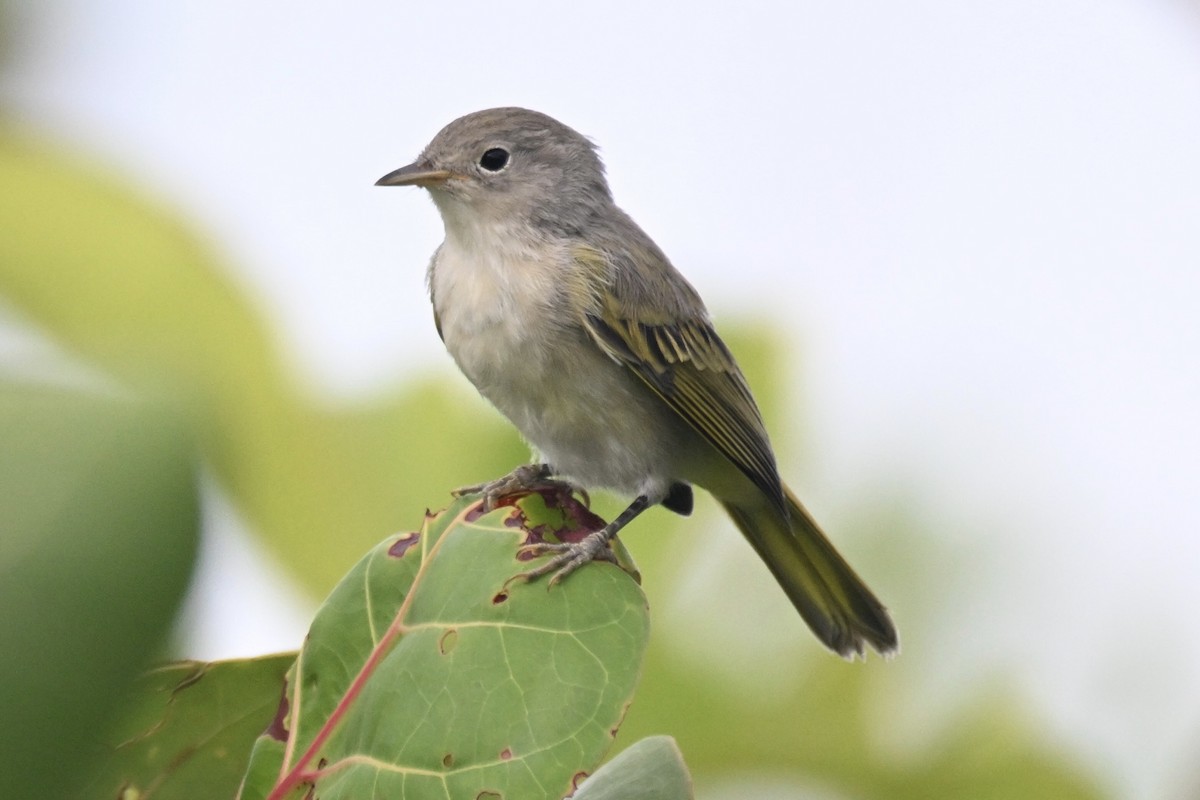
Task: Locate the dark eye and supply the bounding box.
[479,148,509,172]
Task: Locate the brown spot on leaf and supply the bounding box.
[498,498,554,548]
[438,628,459,655]
[470,485,610,555]
[492,590,509,604]
[464,500,490,522]
[609,700,632,738]
[443,752,454,768]
[499,747,512,760]
[475,792,502,800]
[492,491,526,510]
[549,491,606,542]
[521,489,606,546]
[170,663,207,695]
[388,532,420,558]
[571,772,589,790]
[266,681,290,741]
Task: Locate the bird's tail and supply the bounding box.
[719,486,898,658]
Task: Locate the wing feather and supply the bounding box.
[582,299,785,513]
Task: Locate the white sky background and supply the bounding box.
[4,1,1200,797]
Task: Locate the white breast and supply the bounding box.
[429,212,567,387]
[427,206,687,498]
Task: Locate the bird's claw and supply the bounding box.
[452,464,550,511]
[515,532,617,585]
[454,464,589,512]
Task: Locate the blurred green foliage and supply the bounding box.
[0,125,1107,798]
[0,384,200,797]
[0,127,526,593]
[78,655,295,800]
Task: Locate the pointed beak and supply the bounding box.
[375,161,453,188]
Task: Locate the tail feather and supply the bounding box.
[720,486,898,658]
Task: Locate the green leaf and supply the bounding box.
[77,654,296,799]
[241,491,650,800]
[573,736,693,800]
[0,383,200,798]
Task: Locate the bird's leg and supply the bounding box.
[516,493,653,585]
[453,463,589,511]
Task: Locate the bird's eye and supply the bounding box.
[479,148,510,172]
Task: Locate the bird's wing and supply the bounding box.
[574,250,785,512]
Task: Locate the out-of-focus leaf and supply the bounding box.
[0,129,527,595]
[77,654,296,800]
[0,383,199,798]
[240,491,650,800]
[573,736,693,800]
[618,496,1104,800]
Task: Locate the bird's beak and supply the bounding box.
[375,162,453,188]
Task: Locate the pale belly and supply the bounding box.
[443,312,691,498]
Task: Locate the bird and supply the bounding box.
[376,107,897,657]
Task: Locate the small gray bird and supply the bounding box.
[377,107,897,657]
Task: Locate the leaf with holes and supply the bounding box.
[240,490,650,800]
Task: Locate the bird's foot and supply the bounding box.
[515,529,617,586]
[453,463,549,511]
[453,464,589,512]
